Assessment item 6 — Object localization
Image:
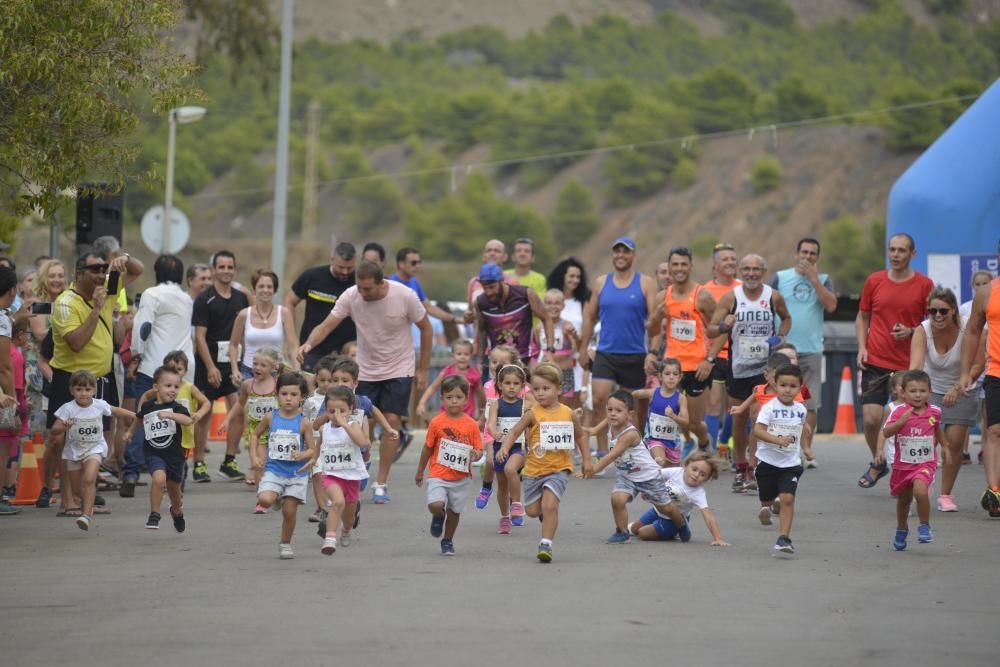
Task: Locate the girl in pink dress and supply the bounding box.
[878,369,950,551]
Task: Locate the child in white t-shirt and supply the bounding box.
[50,370,135,531]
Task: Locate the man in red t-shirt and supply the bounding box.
[855,233,933,488]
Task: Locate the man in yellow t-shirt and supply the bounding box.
[38,251,143,511]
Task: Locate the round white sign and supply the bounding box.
[140,205,191,254]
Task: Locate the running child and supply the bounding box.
[632,358,689,467]
[773,342,818,468]
[51,370,136,530]
[498,362,592,562]
[123,366,192,532]
[305,354,337,522]
[326,355,397,509]
[250,372,317,559]
[585,390,679,544]
[877,369,949,551]
[234,345,281,494]
[531,290,578,399]
[416,339,484,420]
[137,351,212,484]
[486,362,533,533]
[313,385,370,554]
[628,451,729,546]
[752,364,810,554]
[416,375,483,556]
[475,344,521,510]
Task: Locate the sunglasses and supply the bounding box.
[83,264,110,273]
[928,308,951,316]
[713,243,735,251]
[408,259,422,266]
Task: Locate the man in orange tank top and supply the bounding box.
[646,247,718,453]
[960,239,1000,518]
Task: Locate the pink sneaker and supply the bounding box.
[510,501,525,526]
[936,494,958,512]
[253,504,266,514]
[497,516,512,534]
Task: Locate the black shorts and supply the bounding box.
[195,360,239,402]
[300,349,327,375]
[47,368,119,430]
[985,375,1000,427]
[591,352,646,390]
[727,372,765,402]
[680,370,711,398]
[144,450,185,483]
[710,357,730,383]
[357,377,413,417]
[755,461,804,502]
[860,364,896,406]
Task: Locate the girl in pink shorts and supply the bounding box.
[878,370,949,551]
[313,385,370,555]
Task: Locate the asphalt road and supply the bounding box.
[2,434,997,667]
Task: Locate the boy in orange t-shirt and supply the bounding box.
[416,375,483,556]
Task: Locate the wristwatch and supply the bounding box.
[706,356,716,364]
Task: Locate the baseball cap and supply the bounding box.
[478,263,504,283]
[612,236,636,251]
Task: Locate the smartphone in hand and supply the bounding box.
[106,270,121,295]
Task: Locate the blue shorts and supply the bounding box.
[144,451,185,483]
[239,362,254,380]
[492,441,524,473]
[639,507,691,540]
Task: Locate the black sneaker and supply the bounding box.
[145,512,161,529]
[393,427,414,463]
[192,461,211,483]
[218,459,245,481]
[35,486,52,508]
[774,535,794,554]
[353,503,361,529]
[430,512,444,538]
[119,480,135,498]
[317,519,327,539]
[170,508,185,533]
[94,494,106,507]
[1,485,14,500]
[677,522,692,543]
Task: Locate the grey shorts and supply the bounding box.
[612,473,671,505]
[522,470,570,506]
[426,476,472,513]
[798,353,823,410]
[258,471,308,503]
[931,391,979,427]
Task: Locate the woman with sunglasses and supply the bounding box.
[910,287,984,512]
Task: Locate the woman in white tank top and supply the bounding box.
[909,287,982,512]
[228,270,299,385]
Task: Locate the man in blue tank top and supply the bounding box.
[578,237,658,457]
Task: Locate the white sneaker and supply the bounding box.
[76,515,91,531]
[321,537,337,555]
[339,532,352,547]
[758,506,773,526]
[278,543,294,559]
[804,457,817,469]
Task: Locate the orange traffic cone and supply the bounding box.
[833,366,857,434]
[11,439,43,506]
[208,398,228,441]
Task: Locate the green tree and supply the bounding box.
[681,66,758,133]
[551,180,601,246]
[761,76,831,123]
[822,216,886,294]
[751,156,782,193]
[0,0,198,216]
[334,148,404,231]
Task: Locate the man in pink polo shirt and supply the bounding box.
[298,261,433,504]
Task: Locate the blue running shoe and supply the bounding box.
[606,529,631,544]
[918,524,933,543]
[430,512,444,538]
[440,539,455,556]
[893,528,908,551]
[677,522,692,543]
[475,486,492,510]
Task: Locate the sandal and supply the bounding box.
[56,507,83,517]
[858,461,889,489]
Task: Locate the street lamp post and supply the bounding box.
[164,106,206,253]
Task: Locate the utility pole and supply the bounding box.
[271,0,294,288]
[302,100,320,241]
